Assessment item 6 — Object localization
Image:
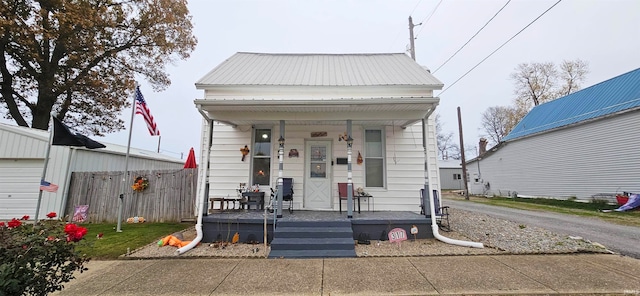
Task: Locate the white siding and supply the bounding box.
[0,124,186,220]
[468,110,640,199]
[204,120,440,212]
[440,168,464,190]
[72,149,183,172]
[0,127,72,220]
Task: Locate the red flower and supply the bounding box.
[0,222,5,227]
[8,218,22,228]
[21,215,29,220]
[46,212,57,219]
[47,236,56,241]
[64,223,77,233]
[64,223,87,242]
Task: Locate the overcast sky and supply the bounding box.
[96,0,639,161]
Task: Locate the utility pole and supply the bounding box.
[408,16,421,61]
[457,107,469,200]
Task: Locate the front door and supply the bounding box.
[304,141,332,209]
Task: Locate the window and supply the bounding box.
[453,173,462,180]
[364,129,384,187]
[252,129,271,186]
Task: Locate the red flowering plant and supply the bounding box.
[0,213,89,296]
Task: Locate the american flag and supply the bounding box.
[135,86,160,136]
[40,180,59,193]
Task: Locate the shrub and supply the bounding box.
[0,213,89,296]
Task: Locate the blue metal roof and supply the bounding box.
[503,68,640,141]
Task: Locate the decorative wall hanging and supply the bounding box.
[357,151,363,165]
[131,176,149,192]
[311,131,327,137]
[288,149,299,158]
[240,145,250,161]
[338,132,348,142]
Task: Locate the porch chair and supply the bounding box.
[282,177,294,213]
[269,178,294,213]
[420,188,450,231]
[338,183,361,213]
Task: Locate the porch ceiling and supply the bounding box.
[195,97,439,128]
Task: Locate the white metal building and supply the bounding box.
[466,68,640,199]
[0,123,184,220]
[438,160,463,190]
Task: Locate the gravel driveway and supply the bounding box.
[444,198,640,258]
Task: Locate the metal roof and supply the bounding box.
[0,123,183,163]
[196,52,443,87]
[503,68,640,141]
[438,159,462,169]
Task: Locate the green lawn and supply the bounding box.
[75,222,192,260]
[445,193,640,227]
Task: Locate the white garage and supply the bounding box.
[0,123,185,220]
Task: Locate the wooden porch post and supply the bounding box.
[347,120,354,218]
[277,120,285,218]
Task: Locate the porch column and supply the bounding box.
[346,120,354,218]
[276,120,285,218]
[421,118,431,218]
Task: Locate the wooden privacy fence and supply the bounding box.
[65,169,197,223]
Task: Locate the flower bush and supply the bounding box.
[131,176,149,192]
[0,213,89,296]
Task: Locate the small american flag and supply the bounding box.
[40,180,59,193]
[135,86,160,136]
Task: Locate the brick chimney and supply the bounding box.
[479,138,488,155]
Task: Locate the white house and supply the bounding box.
[194,52,443,216]
[466,68,640,199]
[0,123,184,220]
[438,159,463,190]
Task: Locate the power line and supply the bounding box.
[438,0,563,96]
[409,0,424,16]
[433,0,511,74]
[414,0,444,38]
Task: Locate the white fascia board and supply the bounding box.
[196,85,441,98]
[194,97,440,107]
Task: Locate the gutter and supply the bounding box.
[421,115,483,249]
[176,105,214,255]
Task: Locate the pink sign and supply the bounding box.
[388,227,407,244]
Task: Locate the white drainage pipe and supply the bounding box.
[429,191,483,248]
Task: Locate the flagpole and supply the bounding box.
[35,113,55,222]
[116,84,137,232]
[157,135,161,153]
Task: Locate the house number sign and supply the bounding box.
[388,228,407,244]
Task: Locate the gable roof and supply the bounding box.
[196,52,443,87]
[503,68,640,141]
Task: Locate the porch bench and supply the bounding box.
[208,197,242,213]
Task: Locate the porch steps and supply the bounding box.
[268,220,356,258]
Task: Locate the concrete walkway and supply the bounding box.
[54,254,640,295]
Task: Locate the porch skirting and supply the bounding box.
[202,210,434,244]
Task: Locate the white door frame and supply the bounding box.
[303,140,332,210]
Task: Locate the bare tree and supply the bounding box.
[480,106,519,144]
[557,59,589,96]
[435,113,459,160]
[481,59,590,144]
[510,59,589,108]
[510,62,557,107]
